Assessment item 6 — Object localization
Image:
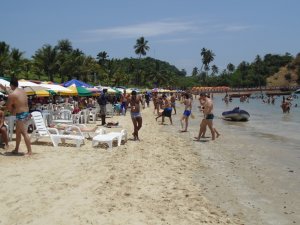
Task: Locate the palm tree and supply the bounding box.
[134,37,150,58]
[226,63,235,73]
[211,65,219,75]
[147,61,168,87]
[96,51,109,66]
[0,41,11,76]
[200,48,215,72]
[32,44,58,81]
[9,48,24,78]
[192,67,198,76]
[134,37,150,85]
[56,39,73,53]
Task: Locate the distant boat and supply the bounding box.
[295,89,300,94]
[222,107,250,121]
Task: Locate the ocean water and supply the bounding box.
[211,94,300,151]
[162,93,300,225]
[160,93,300,153]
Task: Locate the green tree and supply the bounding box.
[134,36,150,85]
[211,65,219,75]
[32,44,58,81]
[200,48,215,72]
[192,67,198,76]
[226,63,235,73]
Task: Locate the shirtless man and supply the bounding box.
[195,93,216,141]
[155,94,172,125]
[170,93,176,114]
[120,90,127,115]
[3,78,32,155]
[128,91,143,140]
[180,93,192,132]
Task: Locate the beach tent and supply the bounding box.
[62,79,93,88]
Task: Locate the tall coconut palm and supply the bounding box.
[134,37,150,85]
[211,65,219,75]
[32,44,58,81]
[192,67,199,76]
[226,63,235,73]
[9,48,24,78]
[56,39,73,53]
[200,48,215,72]
[134,37,150,58]
[0,41,11,75]
[96,51,109,66]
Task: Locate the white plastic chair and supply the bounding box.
[30,111,85,148]
[106,104,114,117]
[89,109,97,123]
[92,129,127,149]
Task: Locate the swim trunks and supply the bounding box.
[16,112,31,121]
[163,107,172,117]
[205,114,214,120]
[131,112,141,119]
[183,110,191,117]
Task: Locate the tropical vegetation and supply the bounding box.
[0,38,299,89]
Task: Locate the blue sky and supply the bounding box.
[1,0,300,75]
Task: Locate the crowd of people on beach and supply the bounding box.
[2,77,299,157]
[0,77,223,157]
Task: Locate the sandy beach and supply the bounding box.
[1,97,299,225]
[0,105,242,225]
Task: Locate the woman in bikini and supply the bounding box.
[128,91,143,140]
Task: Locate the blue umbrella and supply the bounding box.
[62,79,93,88]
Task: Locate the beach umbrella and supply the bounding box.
[62,79,93,88]
[0,78,10,92]
[18,79,49,95]
[40,83,75,96]
[67,84,93,96]
[111,87,122,94]
[86,87,101,96]
[34,90,51,97]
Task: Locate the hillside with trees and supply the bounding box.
[0,38,299,89]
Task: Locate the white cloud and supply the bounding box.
[223,25,252,32]
[78,19,253,43]
[81,20,197,41]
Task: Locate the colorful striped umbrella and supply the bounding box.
[67,84,93,96]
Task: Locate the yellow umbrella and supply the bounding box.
[35,90,51,97]
[40,83,75,96]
